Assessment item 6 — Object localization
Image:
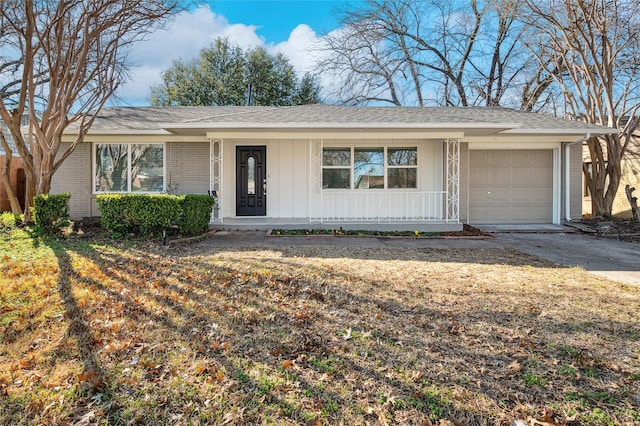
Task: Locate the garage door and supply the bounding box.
[469,150,553,224]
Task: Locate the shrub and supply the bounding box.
[0,212,22,231]
[95,194,130,235]
[177,194,216,235]
[32,193,71,236]
[96,194,182,237]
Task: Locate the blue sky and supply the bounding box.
[116,1,349,105]
[213,1,344,43]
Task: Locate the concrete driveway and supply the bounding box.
[202,229,639,286]
[494,232,640,286]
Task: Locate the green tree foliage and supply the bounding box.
[150,38,322,106]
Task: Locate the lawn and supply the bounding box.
[1,229,639,425]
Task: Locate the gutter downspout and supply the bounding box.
[565,133,590,222]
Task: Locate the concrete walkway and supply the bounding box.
[198,230,640,286]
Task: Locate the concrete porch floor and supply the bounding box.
[211,217,463,232]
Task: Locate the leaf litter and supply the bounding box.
[1,234,639,425]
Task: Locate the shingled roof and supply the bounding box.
[79,104,615,135]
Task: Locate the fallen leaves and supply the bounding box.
[1,237,639,425]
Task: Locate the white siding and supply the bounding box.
[569,143,583,220]
[222,139,310,218]
[221,138,442,220]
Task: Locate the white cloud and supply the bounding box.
[268,25,342,102]
[114,5,266,106]
[269,24,322,74]
[113,6,340,106]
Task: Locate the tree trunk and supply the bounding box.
[625,185,639,222]
[0,133,23,215]
[1,154,23,215]
[586,135,621,218]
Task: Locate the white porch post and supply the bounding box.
[309,139,323,223]
[446,138,460,222]
[209,138,223,224]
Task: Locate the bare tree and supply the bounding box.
[526,0,640,217]
[317,0,550,108]
[0,0,184,220]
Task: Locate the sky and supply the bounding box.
[114,1,348,106]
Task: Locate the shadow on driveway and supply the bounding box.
[495,232,640,286]
[200,230,639,285]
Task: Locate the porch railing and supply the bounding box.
[311,191,447,223]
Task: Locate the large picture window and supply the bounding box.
[322,146,417,189]
[94,143,164,193]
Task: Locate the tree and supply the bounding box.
[317,0,551,108]
[0,0,184,220]
[526,0,640,217]
[150,38,322,106]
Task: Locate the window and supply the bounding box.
[247,156,256,195]
[388,148,417,188]
[322,148,351,189]
[354,148,384,188]
[322,146,417,189]
[94,143,164,193]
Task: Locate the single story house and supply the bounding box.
[53,105,615,231]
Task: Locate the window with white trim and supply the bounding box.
[322,146,417,189]
[322,147,351,189]
[94,143,164,193]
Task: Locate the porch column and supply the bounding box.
[446,138,460,222]
[209,138,223,224]
[308,139,323,223]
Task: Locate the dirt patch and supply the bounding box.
[579,218,640,243]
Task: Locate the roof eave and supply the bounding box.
[501,128,618,136]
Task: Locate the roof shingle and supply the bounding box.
[78,104,614,134]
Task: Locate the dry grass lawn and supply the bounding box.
[1,230,639,425]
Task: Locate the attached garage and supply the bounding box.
[469,149,554,224]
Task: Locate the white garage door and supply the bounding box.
[469,150,553,224]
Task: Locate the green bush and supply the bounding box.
[177,194,216,235]
[96,194,182,237]
[32,193,71,235]
[95,194,130,235]
[96,193,215,237]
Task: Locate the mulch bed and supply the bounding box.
[579,218,640,243]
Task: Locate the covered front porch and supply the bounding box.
[207,137,462,231]
[210,217,463,232]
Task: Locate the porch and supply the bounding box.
[208,138,461,229]
[210,217,462,232]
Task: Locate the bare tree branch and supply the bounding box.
[526,0,640,217]
[0,0,184,219]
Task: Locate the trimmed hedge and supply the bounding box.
[177,194,217,235]
[33,193,71,236]
[96,194,215,237]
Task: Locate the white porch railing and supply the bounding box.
[310,191,447,223]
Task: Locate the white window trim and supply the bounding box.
[92,142,167,194]
[322,146,418,190]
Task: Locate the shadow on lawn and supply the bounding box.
[46,240,112,423]
[41,237,640,425]
[44,239,348,423]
